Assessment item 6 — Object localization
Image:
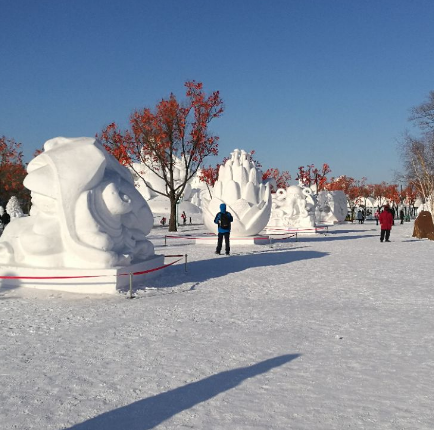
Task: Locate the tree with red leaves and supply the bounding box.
[296,163,331,192]
[352,178,371,217]
[99,81,224,231]
[402,182,418,217]
[262,168,291,192]
[0,136,29,211]
[384,183,400,217]
[372,182,390,209]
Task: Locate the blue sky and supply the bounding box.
[1,0,433,184]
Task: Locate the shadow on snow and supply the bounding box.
[66,354,301,430]
[151,249,328,288]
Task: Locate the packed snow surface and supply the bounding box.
[0,221,433,429]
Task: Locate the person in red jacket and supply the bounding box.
[379,205,394,242]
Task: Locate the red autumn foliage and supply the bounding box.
[372,182,390,208]
[262,168,291,191]
[296,163,331,192]
[402,182,418,207]
[98,81,224,231]
[0,136,29,209]
[384,183,400,209]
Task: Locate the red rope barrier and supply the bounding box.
[0,257,183,280]
[165,234,271,241]
[120,258,182,276]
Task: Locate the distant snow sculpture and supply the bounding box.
[268,185,316,228]
[6,196,24,220]
[0,137,155,269]
[203,149,272,236]
[133,155,202,217]
[316,190,347,224]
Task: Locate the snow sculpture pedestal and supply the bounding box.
[195,235,270,247]
[0,255,164,295]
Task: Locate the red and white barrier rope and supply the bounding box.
[0,255,183,280]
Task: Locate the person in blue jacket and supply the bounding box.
[214,203,233,255]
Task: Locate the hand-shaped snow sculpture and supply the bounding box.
[0,137,155,269]
[203,149,272,236]
[268,185,316,228]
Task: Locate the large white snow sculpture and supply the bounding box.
[267,185,316,229]
[316,190,347,224]
[0,137,156,269]
[203,149,272,236]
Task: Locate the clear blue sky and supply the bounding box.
[1,0,434,184]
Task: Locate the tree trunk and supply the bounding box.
[168,196,178,232]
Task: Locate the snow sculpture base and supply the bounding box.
[0,255,164,295]
[195,235,270,246]
[265,226,328,236]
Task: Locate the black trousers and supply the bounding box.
[380,229,391,242]
[216,232,230,254]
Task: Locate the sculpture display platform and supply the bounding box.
[0,137,164,294]
[0,255,164,294]
[194,235,270,246]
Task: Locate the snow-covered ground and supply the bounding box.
[1,220,433,430]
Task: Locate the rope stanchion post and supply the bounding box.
[269,236,273,248]
[164,235,167,246]
[295,232,298,242]
[184,254,188,272]
[129,272,133,299]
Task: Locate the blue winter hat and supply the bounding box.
[220,203,226,212]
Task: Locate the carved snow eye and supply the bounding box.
[102,183,132,215]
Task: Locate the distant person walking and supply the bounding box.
[399,209,405,224]
[374,209,380,226]
[181,211,187,225]
[214,203,233,255]
[379,205,394,242]
[357,210,364,224]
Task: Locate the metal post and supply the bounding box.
[129,272,133,299]
[164,235,167,246]
[295,232,298,242]
[184,254,188,272]
[269,236,273,248]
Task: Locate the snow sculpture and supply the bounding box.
[203,149,272,236]
[6,196,24,220]
[268,185,316,228]
[133,155,202,218]
[316,190,347,224]
[0,137,156,269]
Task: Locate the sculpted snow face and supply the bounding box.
[203,149,272,236]
[0,137,155,268]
